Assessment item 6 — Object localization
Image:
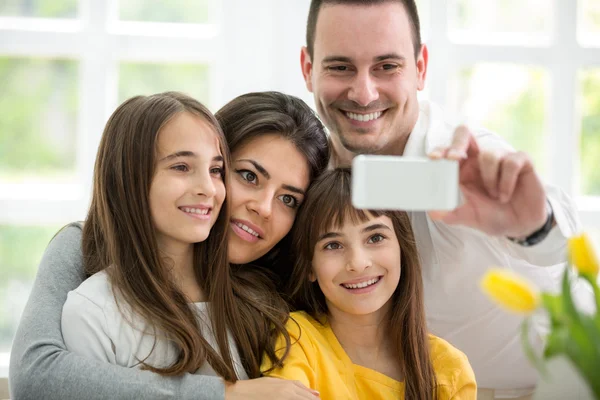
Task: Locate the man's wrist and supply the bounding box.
[508,200,555,247]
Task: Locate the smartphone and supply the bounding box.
[351,155,460,211]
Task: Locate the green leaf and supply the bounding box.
[544,327,567,359]
[521,318,547,376]
[541,293,565,327]
[561,267,579,322]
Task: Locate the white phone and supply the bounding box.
[351,155,460,211]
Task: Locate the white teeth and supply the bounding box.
[181,207,209,215]
[235,222,259,237]
[342,277,380,289]
[345,111,383,122]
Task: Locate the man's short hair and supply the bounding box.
[306,0,422,60]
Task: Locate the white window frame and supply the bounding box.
[422,0,600,230]
[0,0,281,377]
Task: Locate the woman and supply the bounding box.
[8,91,329,400]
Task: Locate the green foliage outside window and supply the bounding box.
[581,70,600,196]
[119,0,211,24]
[0,57,78,181]
[0,0,77,18]
[118,62,211,106]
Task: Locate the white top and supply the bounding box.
[61,269,248,380]
[407,101,588,396]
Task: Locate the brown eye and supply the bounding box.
[237,169,257,184]
[278,194,299,209]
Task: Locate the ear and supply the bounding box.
[300,46,314,93]
[416,44,428,91]
[309,270,317,282]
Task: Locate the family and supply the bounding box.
[9,1,581,399]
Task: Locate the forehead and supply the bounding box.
[233,133,310,187]
[313,2,414,62]
[324,211,393,233]
[156,112,221,155]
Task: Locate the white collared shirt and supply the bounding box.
[403,101,586,394]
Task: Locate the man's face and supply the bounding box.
[302,2,428,156]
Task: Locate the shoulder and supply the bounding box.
[285,311,328,346]
[66,270,117,313]
[288,311,323,334]
[50,222,84,251]
[420,100,512,152]
[428,334,476,391]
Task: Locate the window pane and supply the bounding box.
[0,225,60,353]
[415,0,429,40]
[447,64,549,175]
[449,0,551,35]
[0,57,78,183]
[0,0,77,18]
[118,62,210,106]
[579,0,600,46]
[580,69,600,196]
[119,0,213,24]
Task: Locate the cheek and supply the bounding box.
[215,179,226,207]
[228,180,249,210]
[272,209,295,241]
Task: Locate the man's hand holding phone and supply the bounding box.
[427,125,550,239]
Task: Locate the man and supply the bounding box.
[300,1,581,399]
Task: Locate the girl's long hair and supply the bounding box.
[288,168,438,399]
[83,91,235,380]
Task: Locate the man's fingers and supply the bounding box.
[479,149,502,199]
[427,146,446,159]
[497,152,529,203]
[447,125,478,160]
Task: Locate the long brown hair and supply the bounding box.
[83,91,238,379]
[288,168,438,399]
[215,91,330,377]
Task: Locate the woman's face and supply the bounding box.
[228,134,310,264]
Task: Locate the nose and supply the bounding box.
[347,70,379,107]
[194,172,217,198]
[346,246,372,273]
[247,189,273,219]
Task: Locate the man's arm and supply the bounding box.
[9,223,225,400]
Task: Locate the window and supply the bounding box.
[419,0,600,235]
[1,0,599,379]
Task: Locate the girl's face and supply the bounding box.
[311,213,401,321]
[149,111,226,253]
[228,134,310,264]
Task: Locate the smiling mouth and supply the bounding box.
[179,207,211,220]
[230,220,263,243]
[343,110,385,123]
[341,276,381,289]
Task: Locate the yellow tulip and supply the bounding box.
[568,234,599,277]
[480,269,540,314]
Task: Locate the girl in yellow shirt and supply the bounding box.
[262,168,476,400]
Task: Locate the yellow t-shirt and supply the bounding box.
[262,311,476,400]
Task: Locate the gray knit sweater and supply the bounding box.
[8,223,225,399]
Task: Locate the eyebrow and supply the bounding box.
[237,159,306,195]
[316,222,392,242]
[160,151,223,163]
[322,53,406,64]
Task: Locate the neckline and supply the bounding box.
[320,317,405,389]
